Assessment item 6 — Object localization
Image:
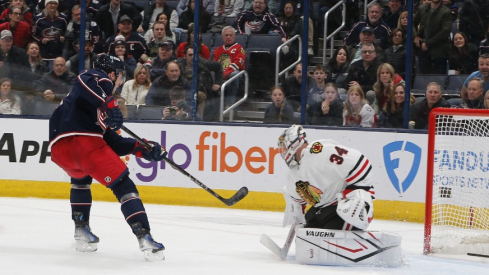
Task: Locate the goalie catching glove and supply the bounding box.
[133,140,168,162]
[98,96,123,131]
[336,189,373,230]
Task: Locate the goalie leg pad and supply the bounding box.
[295,228,404,267]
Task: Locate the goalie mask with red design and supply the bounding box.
[278,125,307,168]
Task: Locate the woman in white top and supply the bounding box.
[120,65,152,105]
[0,78,20,115]
[343,85,377,127]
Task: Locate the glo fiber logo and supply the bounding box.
[383,141,421,195]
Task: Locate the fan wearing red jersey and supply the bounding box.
[213,26,246,108]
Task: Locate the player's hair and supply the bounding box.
[270,85,286,122]
[72,4,81,11]
[0,77,16,108]
[169,86,185,100]
[132,65,151,90]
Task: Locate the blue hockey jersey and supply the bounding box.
[49,68,137,155]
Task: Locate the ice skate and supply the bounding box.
[73,212,99,252]
[131,222,165,261]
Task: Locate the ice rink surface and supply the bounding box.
[1,197,489,275]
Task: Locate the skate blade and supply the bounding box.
[143,249,165,261]
[75,241,98,252]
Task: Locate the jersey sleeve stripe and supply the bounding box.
[348,165,372,185]
[347,155,364,177]
[346,158,370,183]
[78,74,106,102]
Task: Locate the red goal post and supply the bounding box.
[424,108,489,255]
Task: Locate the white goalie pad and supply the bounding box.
[295,228,404,267]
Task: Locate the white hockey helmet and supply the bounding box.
[278,125,307,167]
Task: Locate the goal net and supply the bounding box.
[424,108,489,256]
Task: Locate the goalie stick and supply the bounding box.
[467,253,489,258]
[121,126,249,206]
[260,217,300,260]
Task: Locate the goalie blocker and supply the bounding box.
[296,228,404,267]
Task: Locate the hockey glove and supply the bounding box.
[99,96,123,131]
[133,140,168,162]
[336,189,373,230]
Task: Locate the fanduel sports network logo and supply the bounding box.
[383,141,421,195]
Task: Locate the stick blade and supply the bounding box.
[222,187,249,206]
[260,234,286,260]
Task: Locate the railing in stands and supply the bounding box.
[275,35,301,86]
[219,70,249,122]
[322,0,346,64]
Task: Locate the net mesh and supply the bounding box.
[430,114,489,254]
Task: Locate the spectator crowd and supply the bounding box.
[0,0,486,130]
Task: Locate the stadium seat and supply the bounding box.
[137,105,164,120]
[225,17,237,27]
[213,34,248,49]
[447,98,462,107]
[410,89,426,97]
[446,74,470,91]
[213,34,224,49]
[166,0,178,9]
[178,33,188,45]
[126,105,138,119]
[442,89,461,99]
[202,33,214,49]
[412,74,448,90]
[246,34,282,58]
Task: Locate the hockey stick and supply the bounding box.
[260,217,300,260]
[120,125,249,206]
[467,253,489,258]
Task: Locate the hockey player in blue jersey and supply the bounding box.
[49,54,166,261]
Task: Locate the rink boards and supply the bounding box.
[0,117,429,222]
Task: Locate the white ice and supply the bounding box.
[1,197,488,275]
